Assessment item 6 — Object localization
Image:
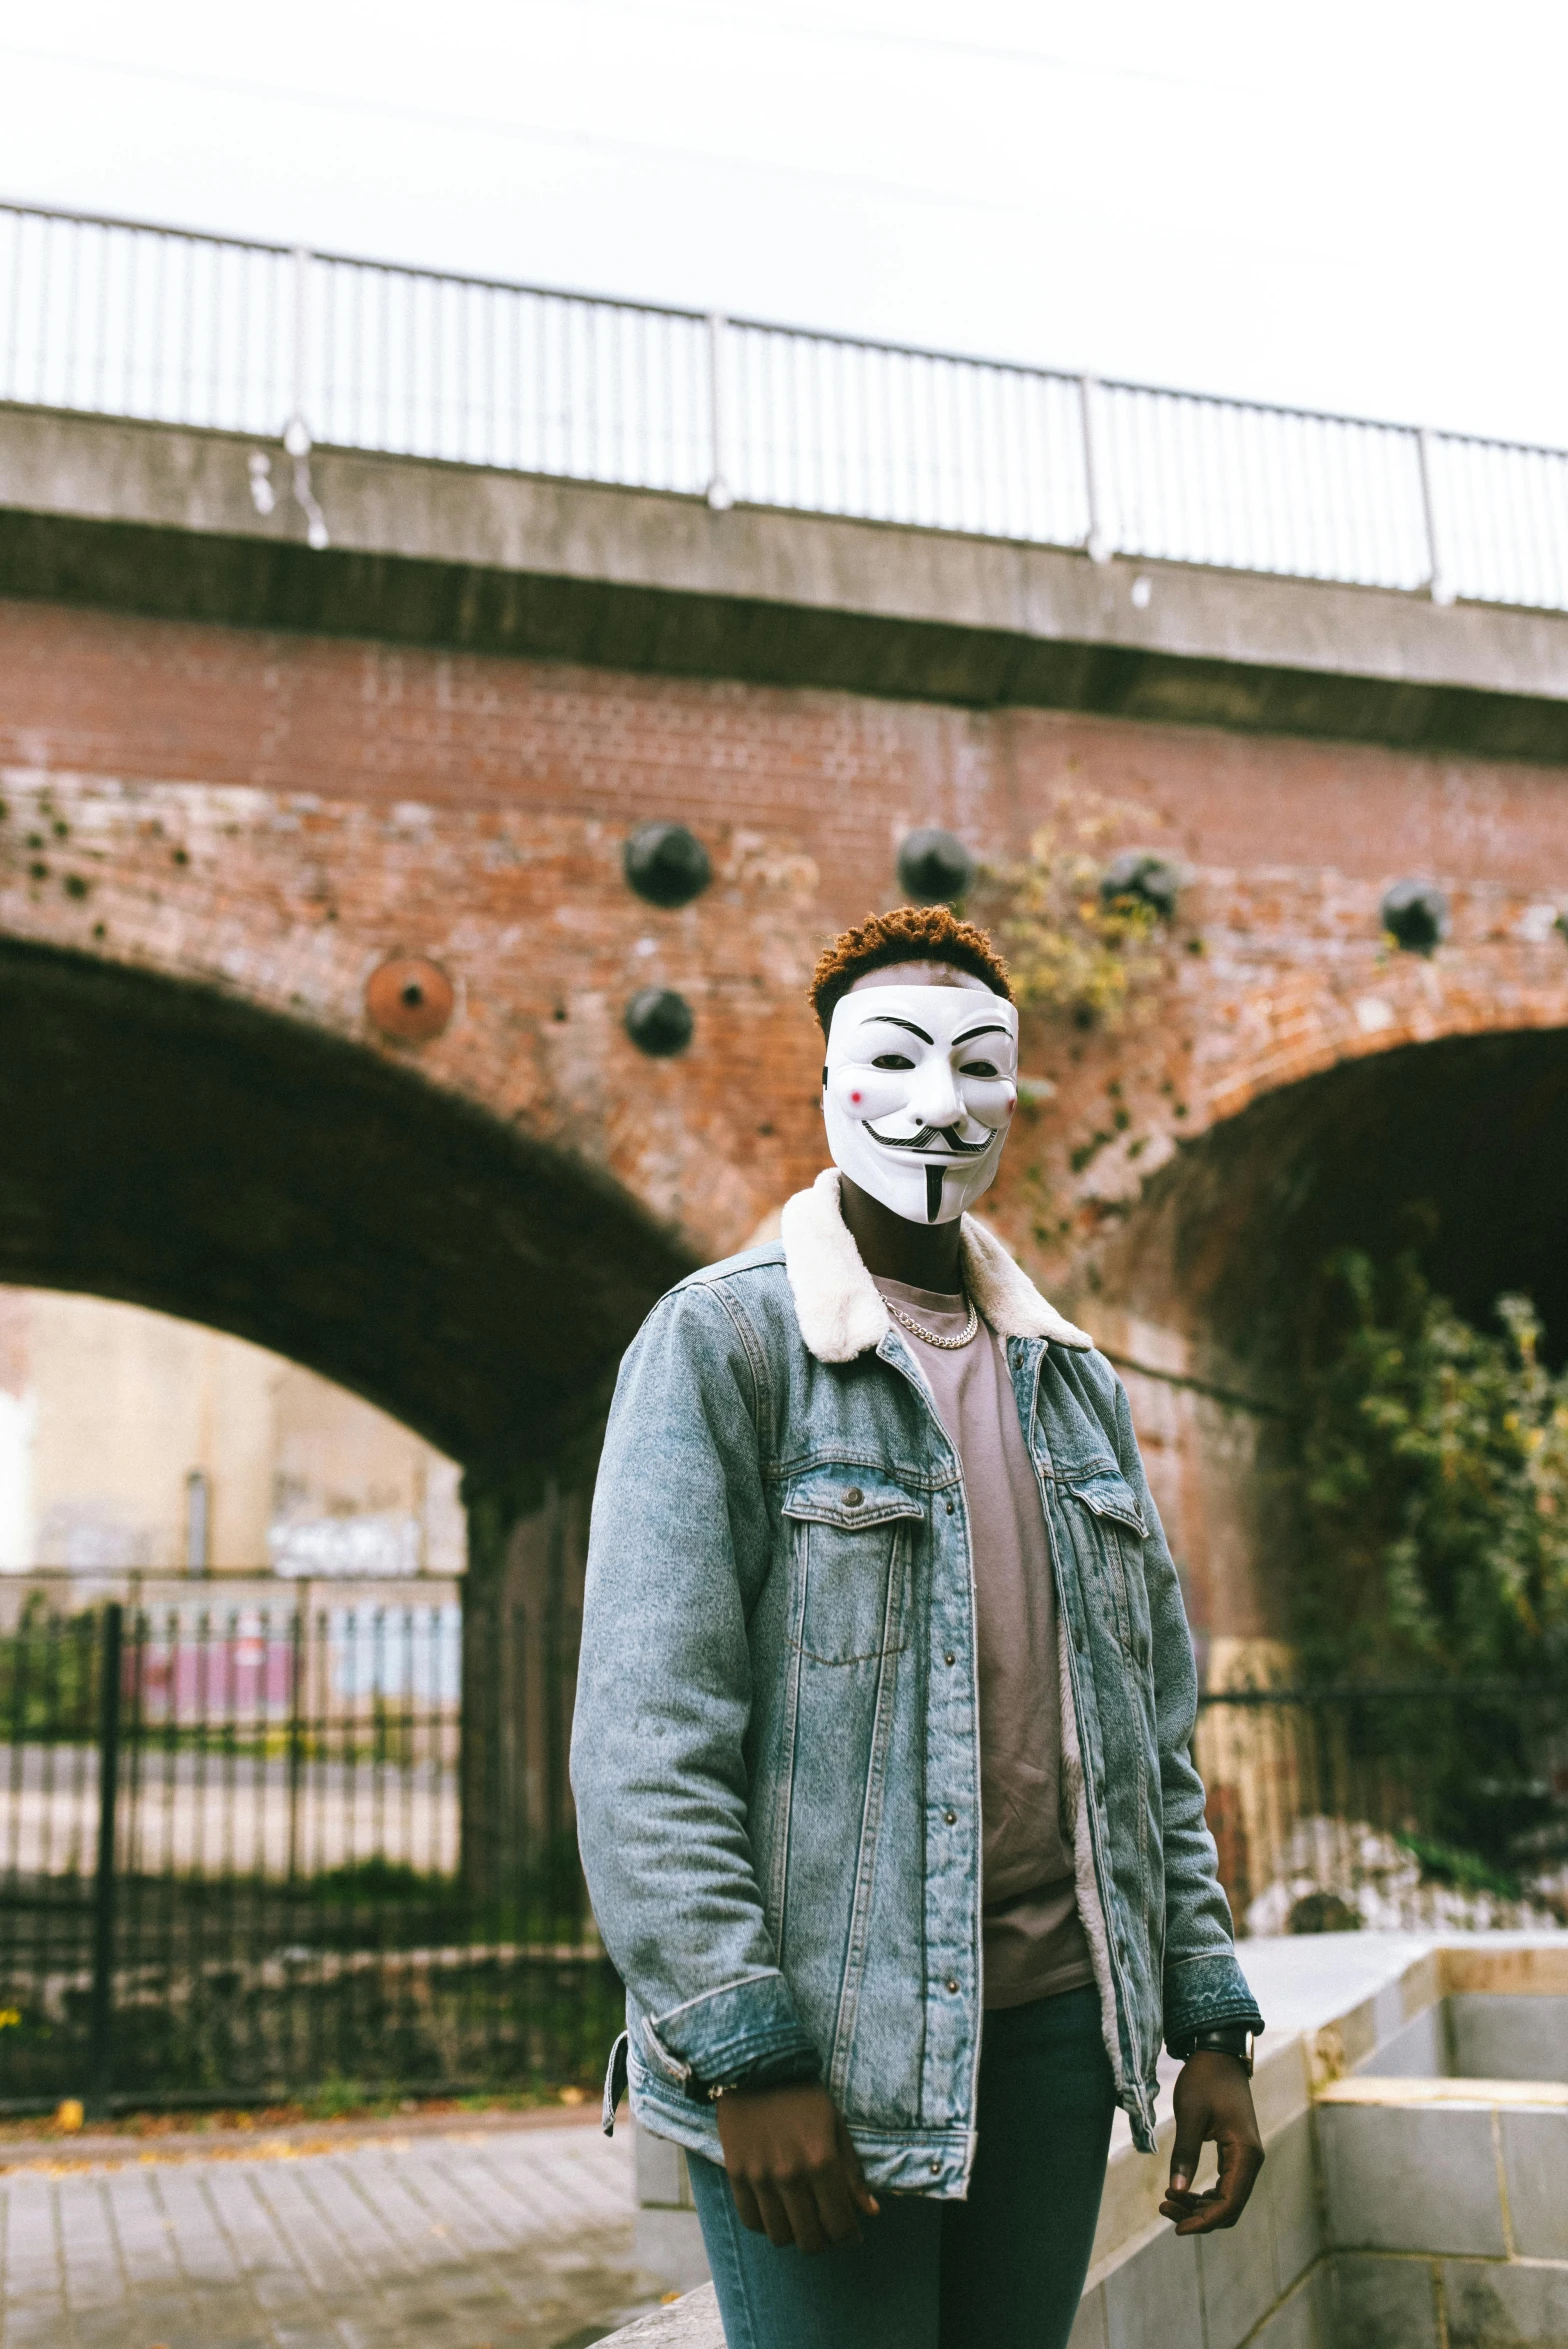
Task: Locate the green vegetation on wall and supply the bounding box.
[984,792,1166,1028]
[1296,1248,1568,1684]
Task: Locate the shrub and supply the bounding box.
[1296,1248,1568,1684]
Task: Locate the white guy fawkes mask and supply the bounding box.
[823,980,1019,1225]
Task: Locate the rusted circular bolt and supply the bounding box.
[1381,879,1449,954]
[1101,850,1182,920]
[624,987,694,1057]
[366,956,454,1041]
[898,828,974,906]
[624,823,712,909]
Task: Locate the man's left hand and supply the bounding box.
[1159,2052,1264,2235]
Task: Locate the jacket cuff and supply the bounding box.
[1162,1951,1265,2057]
[647,1970,821,2092]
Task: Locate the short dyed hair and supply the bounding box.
[809,904,1013,1038]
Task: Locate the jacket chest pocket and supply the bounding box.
[783,1471,924,1666]
[1068,1469,1151,1665]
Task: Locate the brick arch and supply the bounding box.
[1194,888,1568,1132]
[1047,862,1568,1360]
[1124,1020,1568,1373]
[0,932,688,1480]
[1074,1010,1568,1655]
[990,862,1568,1266]
[986,869,1568,1658]
[0,766,834,1272]
[13,773,1568,1388]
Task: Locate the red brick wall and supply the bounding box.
[12,593,1568,882]
[6,594,1567,1246]
[6,593,1568,1645]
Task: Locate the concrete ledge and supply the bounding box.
[1318,2073,1568,2106]
[605,2283,721,2344]
[3,405,1568,759]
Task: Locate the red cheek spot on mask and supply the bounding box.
[851,1090,861,1103]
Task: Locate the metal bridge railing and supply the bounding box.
[4,198,1567,614]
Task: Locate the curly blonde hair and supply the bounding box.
[809,905,1013,1037]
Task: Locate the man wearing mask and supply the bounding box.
[572,904,1264,2349]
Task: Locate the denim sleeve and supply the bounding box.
[569,1280,820,2091]
[1109,1375,1266,2052]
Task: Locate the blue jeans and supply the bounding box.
[687,1984,1116,2349]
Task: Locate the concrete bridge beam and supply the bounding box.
[2,405,1567,760]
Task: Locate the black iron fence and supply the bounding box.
[0,1578,619,2113]
[2,1585,1561,2108]
[1196,1680,1568,1937]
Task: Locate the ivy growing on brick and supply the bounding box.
[983,792,1168,1027]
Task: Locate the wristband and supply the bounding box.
[1178,2026,1255,2075]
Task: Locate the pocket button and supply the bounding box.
[843,1487,863,1509]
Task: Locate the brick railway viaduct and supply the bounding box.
[4,404,1568,1675]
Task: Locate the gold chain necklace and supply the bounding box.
[884,1293,980,1350]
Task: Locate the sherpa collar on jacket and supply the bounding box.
[779,1167,1093,1366]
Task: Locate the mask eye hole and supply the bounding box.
[870,1052,916,1070]
[959,1059,1000,1078]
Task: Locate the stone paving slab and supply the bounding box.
[0,2120,663,2349]
[0,2100,604,2174]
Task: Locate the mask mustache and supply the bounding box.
[863,1119,993,1157]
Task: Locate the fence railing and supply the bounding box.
[1,1575,1561,2107]
[0,1579,615,2112]
[4,199,1567,612]
[1196,1680,1568,1938]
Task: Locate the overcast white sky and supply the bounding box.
[4,0,1565,448]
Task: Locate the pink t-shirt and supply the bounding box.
[875,1277,1093,2010]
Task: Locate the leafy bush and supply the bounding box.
[1394,1832,1522,1902]
[0,1597,101,1738]
[1296,1249,1568,1684]
[309,1857,434,1904]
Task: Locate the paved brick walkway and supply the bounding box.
[0,2120,659,2349]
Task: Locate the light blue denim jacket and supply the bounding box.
[571,1171,1262,2189]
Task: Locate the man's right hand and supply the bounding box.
[715,2081,881,2253]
